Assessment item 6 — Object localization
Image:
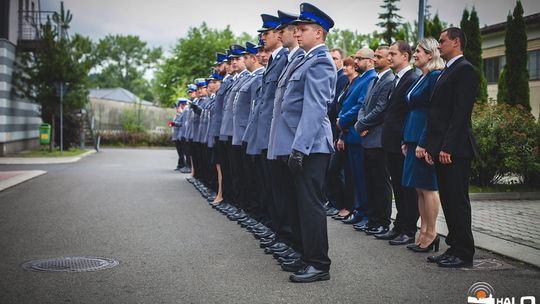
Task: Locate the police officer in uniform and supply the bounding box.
[271,3,336,283]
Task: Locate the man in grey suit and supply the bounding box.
[272,3,336,283]
[354,46,394,236]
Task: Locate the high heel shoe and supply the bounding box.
[410,236,440,253]
[406,243,420,250]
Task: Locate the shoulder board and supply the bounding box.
[317,51,327,58]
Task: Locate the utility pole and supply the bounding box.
[418,0,425,41]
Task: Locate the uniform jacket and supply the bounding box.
[193,96,209,143]
[185,98,197,140]
[354,69,394,149]
[232,68,265,146]
[338,69,377,144]
[381,68,419,153]
[267,48,306,159]
[201,94,215,145]
[208,76,234,146]
[272,44,336,157]
[171,109,185,141]
[253,47,289,151]
[421,56,479,159]
[220,70,250,140]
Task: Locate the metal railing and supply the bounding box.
[17,10,55,41]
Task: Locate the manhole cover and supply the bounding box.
[21,257,119,273]
[461,258,515,271]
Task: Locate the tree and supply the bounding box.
[13,2,92,150]
[377,0,403,45]
[91,35,162,101]
[153,23,236,107]
[498,0,529,109]
[326,29,379,56]
[461,7,488,102]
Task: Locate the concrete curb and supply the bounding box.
[0,150,96,165]
[0,170,47,192]
[391,206,540,268]
[470,192,540,201]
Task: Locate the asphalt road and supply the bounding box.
[0,148,538,304]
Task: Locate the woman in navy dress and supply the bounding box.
[402,38,445,252]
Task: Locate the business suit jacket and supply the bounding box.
[338,69,377,144]
[421,57,478,158]
[220,70,251,140]
[329,69,349,140]
[232,68,265,146]
[272,45,336,157]
[207,76,234,146]
[267,48,306,160]
[381,68,419,153]
[402,70,441,144]
[354,69,394,149]
[254,47,289,152]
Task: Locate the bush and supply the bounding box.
[97,130,174,147]
[471,103,540,186]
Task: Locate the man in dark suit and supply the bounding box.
[376,41,419,245]
[354,46,394,236]
[421,27,479,268]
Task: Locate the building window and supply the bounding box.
[484,56,505,83]
[530,50,539,81]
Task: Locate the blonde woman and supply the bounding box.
[401,38,445,252]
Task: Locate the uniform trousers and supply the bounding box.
[436,158,475,262]
[230,144,247,209]
[270,159,300,251]
[386,151,418,236]
[174,140,186,169]
[363,148,392,227]
[290,153,331,271]
[259,150,276,230]
[219,138,234,205]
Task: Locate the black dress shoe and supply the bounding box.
[281,259,306,272]
[259,239,276,248]
[273,248,297,259]
[341,211,363,224]
[389,234,415,245]
[332,213,349,221]
[410,236,440,253]
[437,256,472,268]
[374,229,400,240]
[365,226,389,235]
[264,242,288,254]
[281,258,306,272]
[289,265,330,283]
[326,208,339,216]
[427,252,452,263]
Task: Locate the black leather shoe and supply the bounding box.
[332,213,349,221]
[437,256,472,268]
[427,252,452,263]
[277,251,302,263]
[289,265,330,283]
[264,242,288,254]
[273,248,297,259]
[341,211,363,224]
[259,239,276,248]
[254,229,274,239]
[389,234,415,245]
[281,258,306,272]
[374,229,400,240]
[410,236,440,253]
[326,208,339,216]
[365,226,389,235]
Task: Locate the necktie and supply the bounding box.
[267,55,274,67]
[393,74,399,87]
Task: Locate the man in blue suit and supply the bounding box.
[354,46,394,236]
[272,3,336,283]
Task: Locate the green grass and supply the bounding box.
[469,184,540,193]
[18,148,89,157]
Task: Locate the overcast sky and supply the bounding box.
[40,0,540,51]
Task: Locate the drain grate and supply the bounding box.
[21,257,119,273]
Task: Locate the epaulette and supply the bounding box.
[317,51,327,58]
